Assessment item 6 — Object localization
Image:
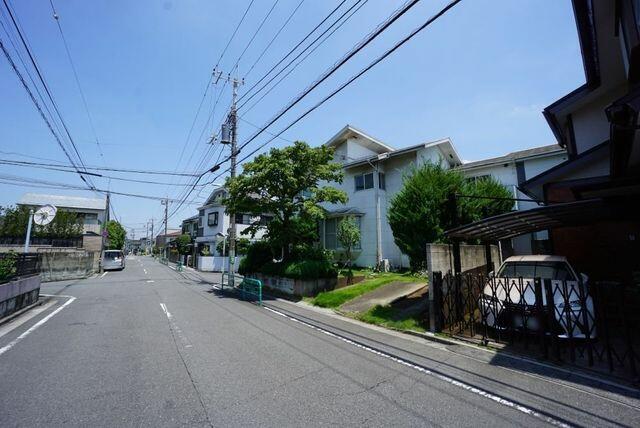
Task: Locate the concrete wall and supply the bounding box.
[425,243,501,279]
[38,250,96,282]
[251,273,337,297]
[0,275,40,319]
[197,256,242,272]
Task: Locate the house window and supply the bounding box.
[235,213,252,225]
[324,216,362,250]
[198,216,203,227]
[207,212,218,226]
[259,215,273,226]
[355,172,374,191]
[378,172,386,190]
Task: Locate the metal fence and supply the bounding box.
[221,273,263,305]
[0,253,41,283]
[0,236,83,248]
[432,272,640,380]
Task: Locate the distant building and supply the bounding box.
[193,187,268,255]
[458,145,568,255]
[17,193,107,253]
[155,230,182,250]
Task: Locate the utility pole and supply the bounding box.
[216,69,243,286]
[162,199,168,259]
[151,218,154,255]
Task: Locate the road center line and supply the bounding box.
[262,305,572,428]
[0,296,76,357]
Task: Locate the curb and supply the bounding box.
[0,297,47,327]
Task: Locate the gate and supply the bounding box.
[432,272,640,380]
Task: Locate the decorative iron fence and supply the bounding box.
[0,236,83,248]
[432,272,640,380]
[0,253,41,283]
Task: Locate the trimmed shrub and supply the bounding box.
[238,241,274,275]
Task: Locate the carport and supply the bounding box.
[443,197,637,277]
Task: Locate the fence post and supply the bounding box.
[544,279,561,361]
[534,277,548,359]
[431,272,443,333]
[577,279,594,367]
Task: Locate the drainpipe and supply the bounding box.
[366,157,385,269]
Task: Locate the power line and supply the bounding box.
[0,174,207,203]
[0,158,204,177]
[238,0,348,103]
[229,0,280,73]
[0,159,216,186]
[1,0,96,190]
[242,0,305,80]
[216,0,424,172]
[209,0,462,183]
[238,0,367,111]
[48,0,107,168]
[241,0,369,114]
[0,36,95,191]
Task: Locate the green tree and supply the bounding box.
[337,216,360,276]
[225,141,347,260]
[216,237,250,256]
[175,234,192,255]
[105,220,126,250]
[0,205,82,239]
[388,163,513,270]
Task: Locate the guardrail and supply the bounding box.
[221,272,262,305]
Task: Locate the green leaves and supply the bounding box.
[105,220,126,250]
[388,163,513,270]
[225,141,347,259]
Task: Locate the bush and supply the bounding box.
[238,241,274,275]
[283,259,337,279]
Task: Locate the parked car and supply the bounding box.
[479,255,596,339]
[102,250,125,271]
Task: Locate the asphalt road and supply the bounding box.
[1,256,639,427]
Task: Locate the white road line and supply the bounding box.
[262,306,572,428]
[143,269,148,274]
[146,280,155,283]
[0,300,57,339]
[100,272,108,278]
[160,303,172,319]
[0,296,76,356]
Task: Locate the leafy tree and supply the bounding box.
[175,234,192,255]
[225,141,347,260]
[216,237,250,256]
[0,205,82,238]
[337,216,360,278]
[105,220,126,250]
[388,163,513,270]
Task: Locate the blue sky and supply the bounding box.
[0,0,584,236]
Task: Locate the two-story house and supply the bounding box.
[194,187,268,255]
[319,125,462,269]
[319,125,568,269]
[518,0,640,283]
[459,145,568,256]
[17,193,107,253]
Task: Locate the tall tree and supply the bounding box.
[388,163,513,269]
[105,220,126,250]
[225,141,347,260]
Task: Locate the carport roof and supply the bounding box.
[445,198,631,241]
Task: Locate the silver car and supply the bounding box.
[102,250,125,271]
[479,255,596,339]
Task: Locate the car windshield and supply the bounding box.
[104,252,122,260]
[497,261,575,280]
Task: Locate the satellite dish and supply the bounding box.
[33,204,57,226]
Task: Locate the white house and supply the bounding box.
[458,145,568,255]
[319,125,568,268]
[319,125,462,268]
[194,187,269,255]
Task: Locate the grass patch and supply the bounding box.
[355,305,426,332]
[310,272,416,309]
